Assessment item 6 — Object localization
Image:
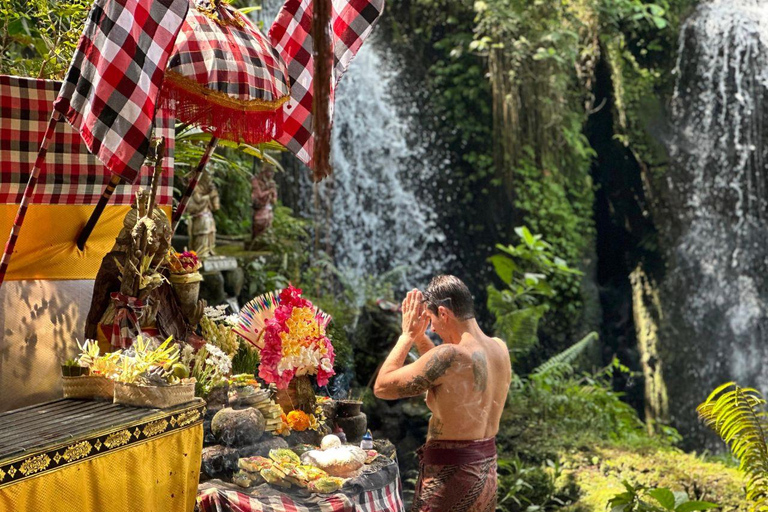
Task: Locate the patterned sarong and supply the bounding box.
[412,438,498,512]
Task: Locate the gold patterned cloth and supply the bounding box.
[0,399,205,512]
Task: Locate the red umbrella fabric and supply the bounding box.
[160,0,291,145]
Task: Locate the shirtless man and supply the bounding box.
[374,275,511,512]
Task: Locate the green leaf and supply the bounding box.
[675,501,719,512]
[648,488,676,510]
[489,254,516,284]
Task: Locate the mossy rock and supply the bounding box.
[562,446,746,511]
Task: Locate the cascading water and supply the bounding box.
[658,0,768,446]
[255,4,449,298]
[320,44,449,291]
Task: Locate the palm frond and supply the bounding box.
[533,331,598,375]
[697,382,768,510]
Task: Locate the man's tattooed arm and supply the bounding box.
[374,342,460,399]
[394,346,458,397]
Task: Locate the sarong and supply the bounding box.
[411,437,498,512]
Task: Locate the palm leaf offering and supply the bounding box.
[697,382,768,511]
[234,290,282,348]
[233,289,332,349]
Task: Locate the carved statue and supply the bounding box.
[251,163,278,240]
[187,172,220,258]
[86,174,205,350]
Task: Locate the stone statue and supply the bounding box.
[187,172,220,258]
[251,163,278,240]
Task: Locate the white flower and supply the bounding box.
[204,305,230,322]
[204,343,232,376]
[181,345,195,366]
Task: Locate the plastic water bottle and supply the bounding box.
[360,430,373,450]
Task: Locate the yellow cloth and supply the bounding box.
[0,204,172,281]
[0,425,203,512]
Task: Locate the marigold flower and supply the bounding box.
[286,410,310,431]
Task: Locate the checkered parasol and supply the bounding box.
[161,0,292,228]
[161,0,291,144]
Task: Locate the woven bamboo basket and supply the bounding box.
[62,376,115,401]
[113,380,196,408]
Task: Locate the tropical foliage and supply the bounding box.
[698,383,768,511]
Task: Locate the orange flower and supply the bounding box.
[286,410,310,431]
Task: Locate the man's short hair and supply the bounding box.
[424,275,475,321]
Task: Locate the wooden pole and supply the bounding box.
[76,173,123,250]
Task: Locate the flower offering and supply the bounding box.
[237,286,335,389]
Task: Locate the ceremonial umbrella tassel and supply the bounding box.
[164,0,291,231]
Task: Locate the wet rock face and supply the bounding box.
[654,0,768,448]
[201,445,239,480]
[211,407,266,447]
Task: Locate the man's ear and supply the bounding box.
[438,305,451,320]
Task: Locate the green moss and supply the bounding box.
[563,447,746,511]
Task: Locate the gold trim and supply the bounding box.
[175,409,201,427]
[164,71,289,112]
[104,430,132,449]
[0,401,205,489]
[62,441,92,462]
[194,1,246,29]
[19,454,50,476]
[142,419,169,438]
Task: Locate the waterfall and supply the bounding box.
[322,44,449,291]
[661,0,768,444]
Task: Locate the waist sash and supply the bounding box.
[418,437,497,466]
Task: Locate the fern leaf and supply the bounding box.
[532,332,598,375]
[697,383,768,510]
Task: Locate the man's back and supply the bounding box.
[425,334,511,441]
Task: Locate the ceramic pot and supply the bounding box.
[336,400,363,418]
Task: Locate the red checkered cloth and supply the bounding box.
[0,75,173,206]
[53,0,188,182]
[197,478,404,512]
[268,0,385,167]
[161,0,290,144]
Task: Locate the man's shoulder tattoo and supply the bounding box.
[471,351,488,392]
[397,346,458,396]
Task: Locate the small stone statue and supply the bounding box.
[187,172,220,258]
[251,163,278,240]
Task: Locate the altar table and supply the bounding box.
[197,457,405,512]
[0,398,205,512]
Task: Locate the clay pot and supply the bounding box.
[336,400,363,418]
[336,412,367,443]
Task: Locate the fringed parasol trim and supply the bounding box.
[163,71,289,111]
[161,74,286,144]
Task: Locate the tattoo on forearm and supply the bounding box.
[397,347,457,396]
[472,351,488,392]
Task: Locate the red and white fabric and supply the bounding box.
[197,477,404,512]
[161,0,291,144]
[53,0,188,182]
[269,0,385,166]
[0,75,174,206]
